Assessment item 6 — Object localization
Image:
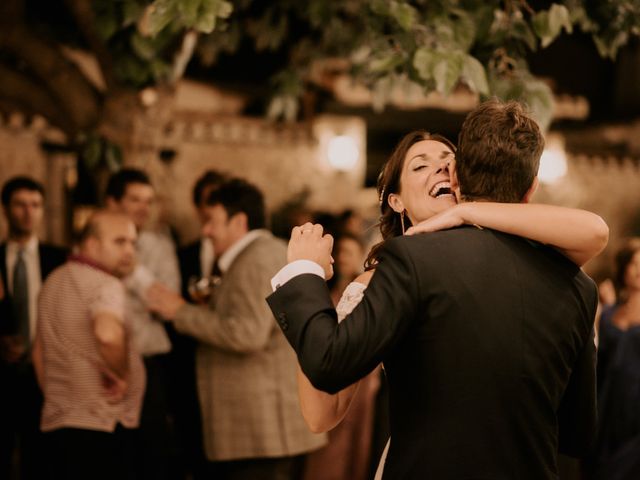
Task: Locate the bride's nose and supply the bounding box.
[435,160,450,174]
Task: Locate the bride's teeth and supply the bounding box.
[429,181,451,197]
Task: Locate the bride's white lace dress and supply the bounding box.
[335,281,389,480]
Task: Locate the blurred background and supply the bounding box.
[2,2,640,480]
[1,0,639,282]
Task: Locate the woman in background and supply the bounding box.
[590,238,640,480]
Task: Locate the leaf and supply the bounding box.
[369,53,404,74]
[113,54,152,87]
[520,78,554,132]
[217,1,233,19]
[194,0,233,33]
[195,0,219,34]
[104,142,123,172]
[266,95,299,121]
[282,95,299,122]
[351,45,372,64]
[95,14,119,41]
[131,33,158,61]
[390,2,418,31]
[488,69,554,132]
[432,52,464,95]
[594,30,630,59]
[450,8,477,52]
[433,20,455,45]
[413,47,436,82]
[370,0,390,17]
[532,11,551,43]
[267,96,284,120]
[372,76,393,112]
[533,4,572,48]
[178,0,201,26]
[461,55,489,95]
[512,17,538,51]
[139,0,177,37]
[81,135,102,170]
[473,5,498,40]
[548,4,573,36]
[122,1,145,28]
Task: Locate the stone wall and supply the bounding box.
[124,112,367,244]
[534,154,640,279]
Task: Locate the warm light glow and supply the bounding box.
[538,141,568,184]
[327,135,360,171]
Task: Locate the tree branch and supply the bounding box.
[63,0,117,90]
[170,30,199,83]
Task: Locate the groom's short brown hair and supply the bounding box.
[456,99,544,203]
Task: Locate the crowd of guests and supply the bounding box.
[0,169,385,480]
[0,160,639,479]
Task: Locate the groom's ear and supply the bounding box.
[387,193,404,213]
[521,177,539,204]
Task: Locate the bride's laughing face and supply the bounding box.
[388,140,456,225]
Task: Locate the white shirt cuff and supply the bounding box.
[271,260,325,291]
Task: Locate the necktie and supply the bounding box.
[13,249,30,343]
[209,260,223,304]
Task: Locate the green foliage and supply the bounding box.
[488,63,555,131]
[80,133,123,172]
[568,0,640,59]
[267,69,304,121]
[533,4,572,48]
[89,0,639,125]
[461,55,489,96]
[93,0,233,87]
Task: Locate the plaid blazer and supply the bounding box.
[174,231,326,461]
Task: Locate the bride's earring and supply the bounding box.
[400,210,406,234]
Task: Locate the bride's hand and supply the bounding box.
[405,204,469,235]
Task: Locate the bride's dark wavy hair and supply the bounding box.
[364,130,456,270]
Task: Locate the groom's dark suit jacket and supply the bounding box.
[267,226,598,480]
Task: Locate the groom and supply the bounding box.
[266,99,598,479]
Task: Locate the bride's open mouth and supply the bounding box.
[429,181,453,199]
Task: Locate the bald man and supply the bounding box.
[32,211,145,480]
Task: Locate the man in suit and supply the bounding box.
[267,99,599,479]
[0,176,67,480]
[178,169,228,299]
[147,178,326,480]
[172,169,227,478]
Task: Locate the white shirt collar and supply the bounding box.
[7,236,39,256]
[217,229,269,274]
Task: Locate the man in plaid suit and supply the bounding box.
[148,178,326,479]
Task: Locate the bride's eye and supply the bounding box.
[413,163,431,171]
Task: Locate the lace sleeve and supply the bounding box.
[336,282,368,323]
